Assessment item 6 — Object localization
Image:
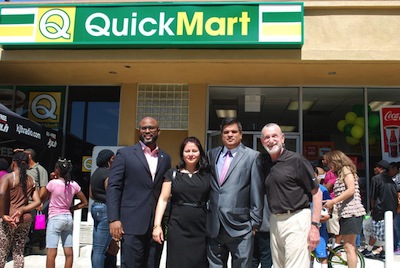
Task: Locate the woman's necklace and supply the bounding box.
[181,168,198,178]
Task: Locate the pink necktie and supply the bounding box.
[219,151,232,185]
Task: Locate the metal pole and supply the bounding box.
[73,199,82,260]
[385,211,394,267]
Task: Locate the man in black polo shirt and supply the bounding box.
[260,123,322,268]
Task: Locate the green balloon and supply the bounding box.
[337,120,346,132]
[369,136,376,145]
[352,104,364,116]
[346,136,360,145]
[344,124,354,136]
[345,112,358,124]
[351,125,364,139]
[368,113,380,129]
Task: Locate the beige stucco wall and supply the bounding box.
[118,83,207,165]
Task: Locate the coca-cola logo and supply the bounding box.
[384,111,400,121]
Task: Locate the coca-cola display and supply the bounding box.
[381,106,400,161]
[386,127,399,158]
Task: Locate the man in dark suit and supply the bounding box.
[106,117,171,268]
[207,117,264,268]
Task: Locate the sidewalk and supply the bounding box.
[5,223,400,267]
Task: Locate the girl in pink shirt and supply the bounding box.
[42,159,88,268]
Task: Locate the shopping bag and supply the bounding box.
[34,211,46,230]
[107,239,120,256]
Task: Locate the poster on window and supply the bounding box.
[380,106,400,162]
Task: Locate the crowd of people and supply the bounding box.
[0,116,399,268]
[0,152,87,268]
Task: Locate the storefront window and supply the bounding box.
[67,86,120,219]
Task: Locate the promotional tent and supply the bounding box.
[0,103,59,169]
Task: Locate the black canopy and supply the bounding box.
[0,103,58,152]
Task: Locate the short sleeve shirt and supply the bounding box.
[27,163,48,188]
[265,149,319,214]
[324,170,337,199]
[47,179,81,219]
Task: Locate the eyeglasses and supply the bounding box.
[140,126,158,132]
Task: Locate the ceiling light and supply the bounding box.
[245,95,261,112]
[369,101,395,111]
[287,100,315,111]
[280,125,296,132]
[216,109,237,118]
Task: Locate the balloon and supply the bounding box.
[346,136,360,145]
[337,120,346,132]
[344,124,354,136]
[351,125,364,139]
[354,117,364,127]
[351,104,372,116]
[345,112,357,124]
[352,104,364,116]
[369,136,376,145]
[368,113,380,129]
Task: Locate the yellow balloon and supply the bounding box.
[354,117,364,127]
[351,125,364,139]
[337,120,346,132]
[346,136,360,145]
[345,112,358,124]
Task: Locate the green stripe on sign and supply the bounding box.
[0,14,35,25]
[262,12,302,23]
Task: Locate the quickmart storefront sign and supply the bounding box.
[0,2,303,48]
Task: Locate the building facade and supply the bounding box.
[1,1,400,209]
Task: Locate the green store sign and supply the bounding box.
[0,2,303,49]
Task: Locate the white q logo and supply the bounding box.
[31,94,57,120]
[39,9,71,39]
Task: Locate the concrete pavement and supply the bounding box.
[5,222,400,267]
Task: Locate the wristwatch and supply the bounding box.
[311,221,322,228]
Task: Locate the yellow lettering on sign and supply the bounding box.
[227,17,238,35]
[239,12,250,35]
[205,17,225,36]
[177,11,250,37]
[177,12,203,35]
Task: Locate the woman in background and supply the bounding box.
[0,152,41,268]
[42,159,88,268]
[0,158,9,180]
[90,149,116,268]
[153,136,211,268]
[324,150,366,268]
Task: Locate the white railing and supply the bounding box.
[73,199,82,260]
[384,211,394,268]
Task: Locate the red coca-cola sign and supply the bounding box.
[380,106,400,161]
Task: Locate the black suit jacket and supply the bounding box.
[106,143,171,235]
[207,143,264,238]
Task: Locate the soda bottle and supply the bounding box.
[389,129,398,157]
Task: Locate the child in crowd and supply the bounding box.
[311,166,332,268]
[42,158,88,268]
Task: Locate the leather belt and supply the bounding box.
[173,200,207,208]
[275,208,304,215]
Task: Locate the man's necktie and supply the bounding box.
[219,150,232,185]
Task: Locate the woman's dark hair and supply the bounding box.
[96,149,114,167]
[55,158,73,188]
[177,136,209,173]
[12,152,29,203]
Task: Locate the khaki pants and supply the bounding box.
[270,208,311,268]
